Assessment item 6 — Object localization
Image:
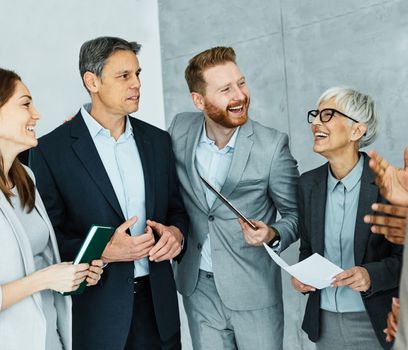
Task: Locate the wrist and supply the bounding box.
[268,227,281,248]
[170,226,184,245]
[28,269,49,293]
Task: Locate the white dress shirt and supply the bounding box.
[81,104,148,277]
[195,123,239,272]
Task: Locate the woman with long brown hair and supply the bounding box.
[0,68,103,350]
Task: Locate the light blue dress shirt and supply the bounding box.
[321,155,365,312]
[195,123,239,272]
[81,104,148,277]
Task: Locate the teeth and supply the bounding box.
[315,132,328,137]
[26,126,35,131]
[228,105,243,111]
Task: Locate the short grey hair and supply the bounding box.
[79,36,141,91]
[317,86,378,148]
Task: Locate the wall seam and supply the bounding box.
[279,0,293,145]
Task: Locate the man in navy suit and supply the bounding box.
[30,36,188,350]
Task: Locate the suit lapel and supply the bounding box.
[354,153,378,265]
[70,112,124,220]
[310,164,328,255]
[185,115,209,212]
[130,117,155,219]
[211,120,254,212]
[34,189,61,263]
[0,193,43,310]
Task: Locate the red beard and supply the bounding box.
[204,96,250,128]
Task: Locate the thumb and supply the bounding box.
[116,216,137,234]
[146,219,164,235]
[404,147,408,170]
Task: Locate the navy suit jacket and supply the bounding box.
[298,152,401,349]
[30,111,189,350]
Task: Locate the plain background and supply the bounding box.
[2,0,408,349]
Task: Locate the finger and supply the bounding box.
[75,263,90,272]
[134,246,152,260]
[366,215,406,228]
[131,232,156,245]
[333,269,354,281]
[371,224,405,236]
[155,245,182,262]
[332,275,355,287]
[149,234,170,258]
[146,219,165,235]
[371,203,408,218]
[88,265,103,275]
[404,147,408,170]
[75,270,90,280]
[384,233,405,245]
[90,259,104,267]
[150,244,172,261]
[116,216,138,234]
[150,235,179,261]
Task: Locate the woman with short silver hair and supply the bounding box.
[291,86,402,349]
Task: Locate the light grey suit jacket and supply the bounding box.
[169,112,299,310]
[0,166,71,350]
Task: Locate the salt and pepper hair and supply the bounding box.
[317,86,378,148]
[79,36,141,91]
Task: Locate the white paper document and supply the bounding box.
[263,243,344,289]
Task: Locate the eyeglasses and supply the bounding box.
[307,108,359,124]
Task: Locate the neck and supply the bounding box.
[0,147,18,186]
[90,104,126,141]
[327,150,360,180]
[204,117,238,149]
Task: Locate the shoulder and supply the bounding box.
[37,112,79,147]
[170,112,203,134]
[299,163,327,186]
[129,116,169,139]
[249,119,288,145]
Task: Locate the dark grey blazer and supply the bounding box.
[298,152,402,349]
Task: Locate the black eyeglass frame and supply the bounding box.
[307,108,360,124]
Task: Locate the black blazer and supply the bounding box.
[298,153,402,349]
[29,111,189,350]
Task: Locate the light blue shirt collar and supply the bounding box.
[81,103,133,140]
[327,154,364,193]
[199,122,239,152]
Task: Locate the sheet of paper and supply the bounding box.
[263,243,344,289]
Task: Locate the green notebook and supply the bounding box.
[63,225,115,296]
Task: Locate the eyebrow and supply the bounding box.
[19,95,32,100]
[115,67,142,75]
[217,77,245,90]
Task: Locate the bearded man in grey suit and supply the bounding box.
[168,46,299,350]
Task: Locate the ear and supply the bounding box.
[83,72,100,93]
[350,122,368,142]
[191,92,205,111]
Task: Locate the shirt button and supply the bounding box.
[208,215,214,222]
[127,277,133,284]
[197,243,202,250]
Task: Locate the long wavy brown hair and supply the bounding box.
[0,68,35,211]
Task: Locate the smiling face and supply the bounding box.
[194,62,250,128]
[86,49,141,118]
[311,97,357,159]
[0,80,40,155]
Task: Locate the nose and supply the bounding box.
[130,74,141,89]
[311,113,322,126]
[31,105,41,120]
[232,84,245,101]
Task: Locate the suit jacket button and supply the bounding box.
[197,243,202,250]
[208,215,214,222]
[127,277,133,284]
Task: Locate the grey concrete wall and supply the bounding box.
[159,0,408,349]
